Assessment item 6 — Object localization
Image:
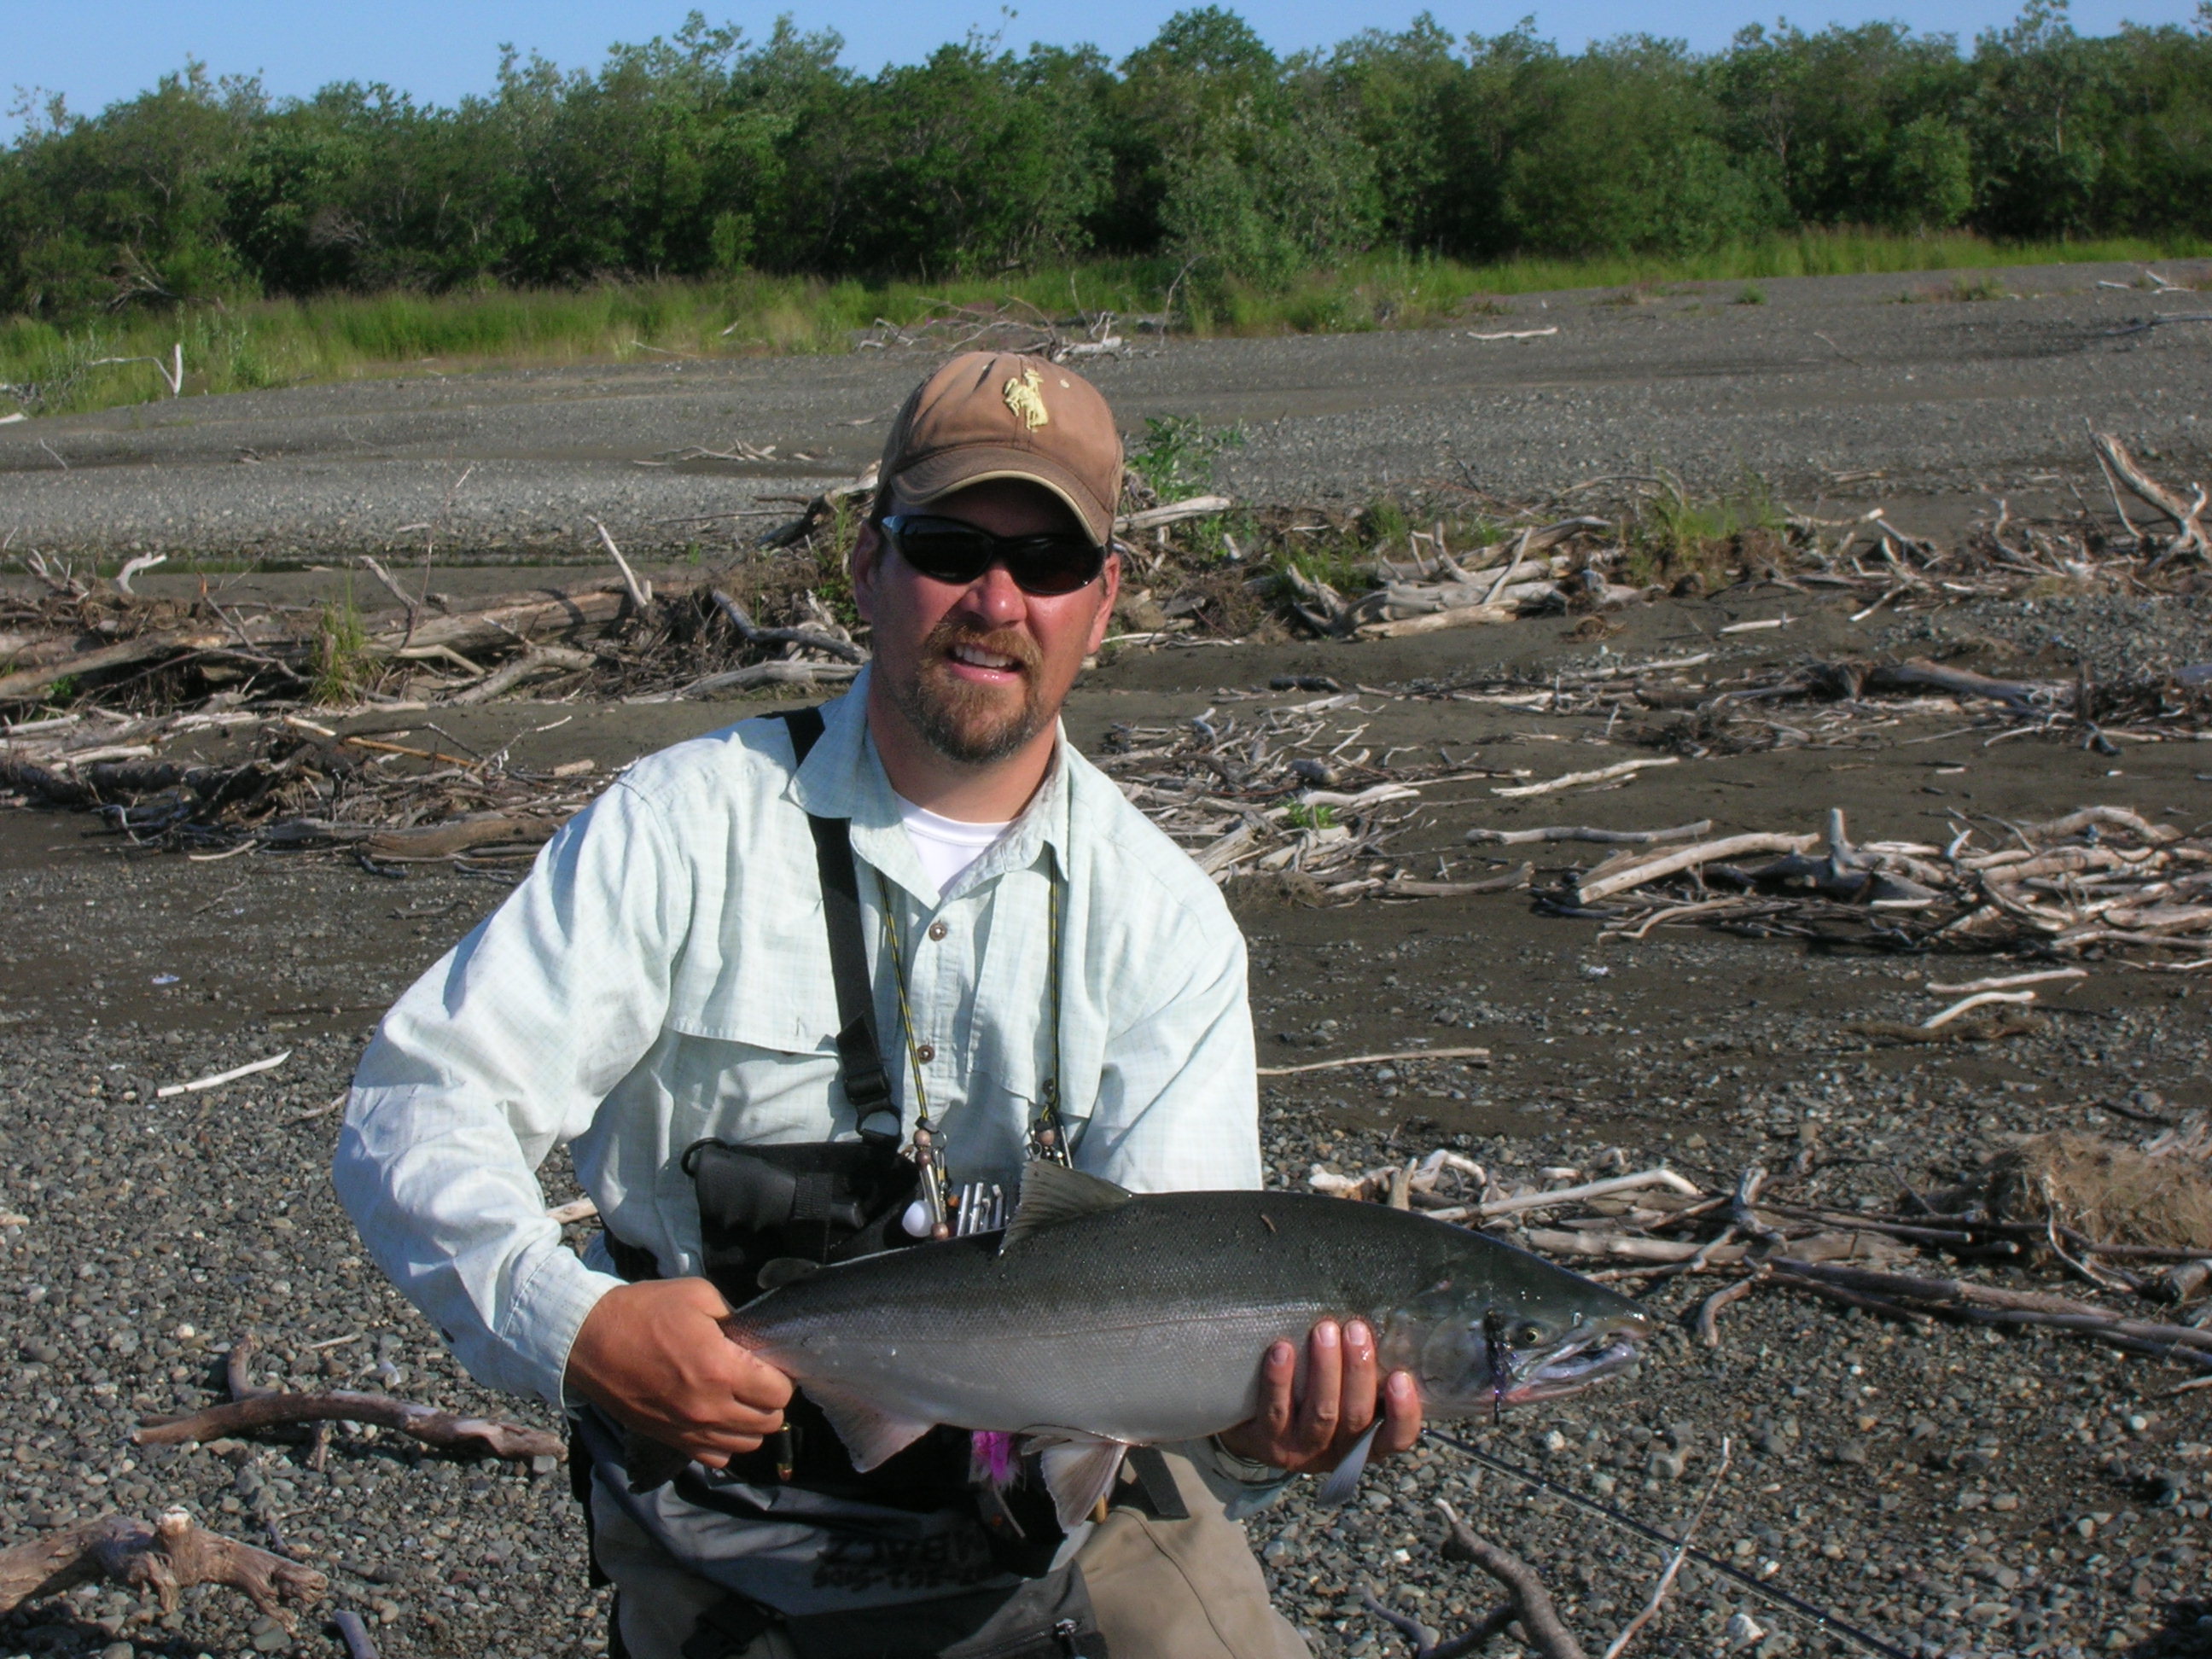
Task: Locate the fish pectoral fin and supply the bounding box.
[999,1161,1132,1254]
[1314,1420,1382,1508]
[801,1381,936,1473]
[754,1257,821,1290]
[1030,1434,1132,1530]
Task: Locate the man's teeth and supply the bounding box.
[951,644,1018,670]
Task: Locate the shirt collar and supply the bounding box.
[789,666,1070,906]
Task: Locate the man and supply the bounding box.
[336,352,1420,1659]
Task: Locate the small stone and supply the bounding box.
[1726,1613,1767,1648]
[102,1644,135,1659]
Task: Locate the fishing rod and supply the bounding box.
[1426,1429,1918,1659]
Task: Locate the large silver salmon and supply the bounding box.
[724,1161,1650,1524]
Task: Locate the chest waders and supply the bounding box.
[577,708,1179,1658]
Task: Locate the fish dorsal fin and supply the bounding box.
[999,1161,1132,1253]
[755,1257,820,1291]
[802,1378,936,1472]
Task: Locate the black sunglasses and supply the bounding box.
[878,514,1106,597]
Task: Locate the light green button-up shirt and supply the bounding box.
[336,672,1260,1406]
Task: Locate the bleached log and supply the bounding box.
[1492,757,1679,799]
[1577,832,1819,903]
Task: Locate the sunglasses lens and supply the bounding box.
[887,518,1103,596]
[1002,539,1104,596]
[890,522,996,586]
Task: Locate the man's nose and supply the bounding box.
[952,561,1027,627]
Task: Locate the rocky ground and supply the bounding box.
[2,585,2208,1659]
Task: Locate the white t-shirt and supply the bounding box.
[898,795,1012,893]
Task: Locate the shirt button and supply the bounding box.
[914,1043,936,1064]
[927,921,949,941]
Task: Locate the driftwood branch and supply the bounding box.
[332,1608,383,1659]
[709,589,869,663]
[757,463,879,549]
[2093,432,2209,556]
[1599,1435,1732,1659]
[0,1510,325,1622]
[450,644,599,706]
[1492,758,1678,799]
[589,519,654,610]
[1437,1168,1702,1225]
[679,661,862,698]
[1577,833,1819,903]
[137,1389,566,1462]
[1767,1259,2212,1368]
[1466,820,1711,847]
[1258,1045,1491,1078]
[1435,1499,1587,1659]
[134,1337,566,1463]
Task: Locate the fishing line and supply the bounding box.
[1426,1430,1917,1659]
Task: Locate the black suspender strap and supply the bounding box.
[1124,1446,1191,1521]
[778,707,899,1135]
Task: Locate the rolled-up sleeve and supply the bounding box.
[334,781,692,1406]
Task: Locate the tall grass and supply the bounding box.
[3,230,2203,421]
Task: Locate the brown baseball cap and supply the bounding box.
[874,352,1122,548]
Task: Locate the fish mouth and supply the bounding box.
[1500,1319,1647,1406]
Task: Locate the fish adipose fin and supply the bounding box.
[1033,1434,1132,1530]
[1314,1420,1382,1507]
[802,1380,936,1472]
[1000,1161,1132,1253]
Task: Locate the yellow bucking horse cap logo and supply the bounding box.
[1003,366,1049,430]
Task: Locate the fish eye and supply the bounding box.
[1515,1322,1545,1346]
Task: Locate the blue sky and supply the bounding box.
[3,0,2201,135]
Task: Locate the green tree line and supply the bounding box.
[3,0,2208,324]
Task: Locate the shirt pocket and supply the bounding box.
[662,987,851,1147]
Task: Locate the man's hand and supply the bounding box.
[565,1278,793,1467]
[1215,1318,1423,1476]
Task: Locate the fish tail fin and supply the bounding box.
[1315,1420,1382,1507]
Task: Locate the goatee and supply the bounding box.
[889,620,1048,765]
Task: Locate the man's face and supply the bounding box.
[852,480,1120,768]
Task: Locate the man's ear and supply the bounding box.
[1083,548,1122,656]
[850,521,882,626]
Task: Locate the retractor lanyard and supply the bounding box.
[875,861,1072,1240]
